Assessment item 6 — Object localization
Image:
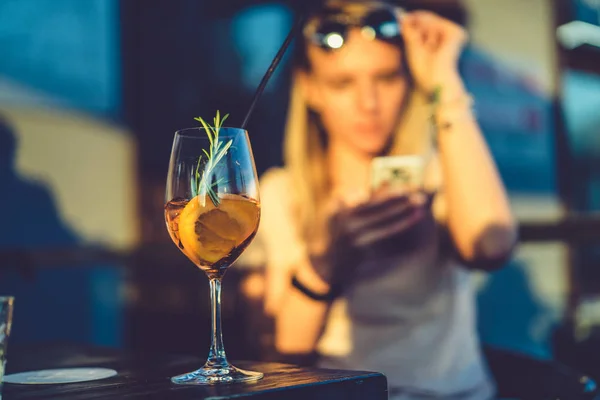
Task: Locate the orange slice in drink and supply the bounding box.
[178,194,260,267]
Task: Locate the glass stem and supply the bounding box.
[206,278,228,368]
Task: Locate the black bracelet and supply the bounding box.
[291,274,340,302]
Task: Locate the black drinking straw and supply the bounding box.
[240,14,306,130]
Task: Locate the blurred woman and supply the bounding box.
[241,1,516,398]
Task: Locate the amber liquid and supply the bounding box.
[165,194,260,278]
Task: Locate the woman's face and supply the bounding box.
[304,28,409,157]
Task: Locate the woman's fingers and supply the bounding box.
[349,191,412,216]
[345,198,415,236]
[328,190,436,250]
[402,11,466,49]
[352,206,426,248]
[342,191,432,247]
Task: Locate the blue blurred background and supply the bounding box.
[1,0,600,381]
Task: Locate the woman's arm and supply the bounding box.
[436,76,517,269]
[274,257,331,354]
[402,11,517,269]
[256,169,331,354]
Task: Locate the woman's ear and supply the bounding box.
[298,70,322,112]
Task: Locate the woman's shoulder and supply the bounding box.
[259,167,293,199]
[260,166,290,185]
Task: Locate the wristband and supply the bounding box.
[291,274,341,302]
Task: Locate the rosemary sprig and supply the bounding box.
[192,110,233,207]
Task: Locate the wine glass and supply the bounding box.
[164,126,262,384]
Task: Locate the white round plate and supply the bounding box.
[3,367,118,384]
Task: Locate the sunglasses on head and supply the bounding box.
[303,5,405,50]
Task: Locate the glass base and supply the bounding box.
[171,363,263,385]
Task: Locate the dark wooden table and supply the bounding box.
[2,344,388,399]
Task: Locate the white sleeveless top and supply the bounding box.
[238,168,495,400]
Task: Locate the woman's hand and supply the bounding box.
[401,10,468,100]
[310,190,435,289]
[337,190,432,248]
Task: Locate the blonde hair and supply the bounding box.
[284,0,438,250]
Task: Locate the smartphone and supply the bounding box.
[370,155,425,192]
